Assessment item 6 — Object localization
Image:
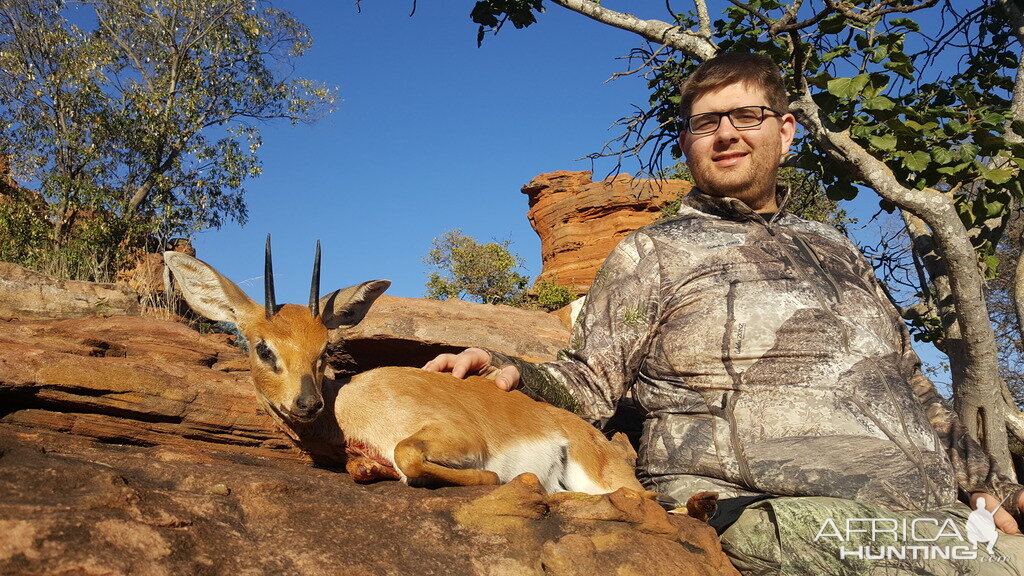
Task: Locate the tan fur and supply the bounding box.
[239,304,328,409]
[164,251,650,496]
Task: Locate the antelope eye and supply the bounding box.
[255,341,276,366]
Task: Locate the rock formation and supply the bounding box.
[0,427,736,576]
[0,262,142,319]
[345,294,571,367]
[523,171,691,293]
[0,310,739,576]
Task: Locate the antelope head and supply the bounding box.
[164,236,389,424]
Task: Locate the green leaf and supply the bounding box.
[960,144,981,162]
[869,133,897,150]
[937,163,970,176]
[889,18,921,32]
[983,255,999,280]
[862,96,895,110]
[862,73,890,99]
[983,112,1007,125]
[818,14,846,34]
[883,59,914,80]
[930,148,955,165]
[827,74,870,99]
[903,151,930,173]
[979,165,1015,185]
[821,45,851,63]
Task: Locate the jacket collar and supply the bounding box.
[679,186,792,224]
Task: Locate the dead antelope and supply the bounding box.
[163,238,648,495]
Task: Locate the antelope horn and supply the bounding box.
[309,240,321,317]
[265,233,276,319]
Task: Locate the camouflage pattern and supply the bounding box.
[489,188,1023,515]
[720,496,1024,575]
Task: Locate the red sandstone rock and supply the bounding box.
[0,427,739,576]
[0,313,738,575]
[343,294,570,367]
[117,252,168,298]
[523,170,691,293]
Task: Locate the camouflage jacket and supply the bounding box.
[490,188,1023,512]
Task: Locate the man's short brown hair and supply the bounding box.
[678,52,789,119]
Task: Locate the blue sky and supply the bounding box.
[187,1,952,387]
[192,1,675,301]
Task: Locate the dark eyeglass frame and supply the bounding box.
[682,105,783,136]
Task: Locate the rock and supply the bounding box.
[340,294,570,369]
[0,313,739,575]
[117,252,168,299]
[0,262,141,320]
[523,171,691,293]
[0,315,302,463]
[116,240,196,300]
[0,426,739,576]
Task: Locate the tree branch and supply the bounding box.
[693,0,712,39]
[824,0,941,24]
[549,0,717,60]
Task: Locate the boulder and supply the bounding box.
[340,294,570,369]
[0,262,141,320]
[523,171,691,293]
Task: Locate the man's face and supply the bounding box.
[679,82,796,212]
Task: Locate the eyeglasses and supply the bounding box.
[683,105,783,135]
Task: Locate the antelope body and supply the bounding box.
[163,241,647,495]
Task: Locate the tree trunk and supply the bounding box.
[900,210,965,383]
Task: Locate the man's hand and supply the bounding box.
[421,347,521,391]
[971,492,1023,535]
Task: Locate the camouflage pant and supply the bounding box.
[719,497,1024,575]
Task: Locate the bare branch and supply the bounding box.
[549,0,717,60]
[772,6,836,34]
[693,0,712,38]
[777,0,805,28]
[727,0,771,29]
[607,44,671,82]
[824,0,941,24]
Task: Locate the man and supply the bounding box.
[425,52,1024,574]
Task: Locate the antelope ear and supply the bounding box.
[163,251,256,324]
[319,280,390,330]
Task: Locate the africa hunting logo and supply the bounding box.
[814,496,1009,563]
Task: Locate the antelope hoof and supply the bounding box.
[347,456,400,483]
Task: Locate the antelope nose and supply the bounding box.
[296,395,323,416]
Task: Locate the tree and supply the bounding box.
[0,0,334,280]
[468,0,1024,476]
[424,229,530,306]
